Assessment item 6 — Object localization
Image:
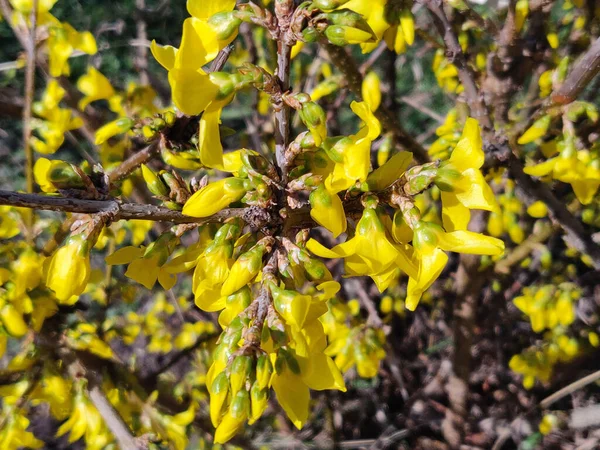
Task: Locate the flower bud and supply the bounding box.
[221,243,267,296]
[210,371,229,427]
[45,234,91,304]
[249,381,268,424]
[326,10,373,32]
[309,184,347,238]
[299,102,327,146]
[312,0,350,9]
[214,390,250,444]
[0,304,28,337]
[377,134,393,166]
[95,117,134,145]
[325,25,375,46]
[183,178,247,218]
[255,354,273,389]
[230,355,253,397]
[518,115,551,145]
[141,164,169,197]
[362,71,381,112]
[208,11,242,41]
[271,285,311,328]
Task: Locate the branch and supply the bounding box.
[0,190,248,224]
[274,0,294,183]
[107,141,160,183]
[552,36,600,105]
[419,0,492,129]
[508,157,600,269]
[88,383,141,450]
[23,0,38,196]
[420,0,600,270]
[324,43,431,164]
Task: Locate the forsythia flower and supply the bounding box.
[435,118,498,232]
[44,234,92,304]
[106,232,178,290]
[324,101,381,193]
[183,178,247,218]
[48,21,97,77]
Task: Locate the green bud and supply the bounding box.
[230,355,253,396]
[312,0,350,10]
[142,125,156,140]
[325,25,375,46]
[230,389,250,420]
[302,26,319,42]
[141,164,169,197]
[48,162,85,189]
[326,10,373,33]
[163,201,182,211]
[255,354,273,389]
[152,117,166,130]
[208,11,242,41]
[433,167,462,192]
[209,72,236,100]
[163,111,176,126]
[250,381,268,423]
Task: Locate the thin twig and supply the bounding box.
[88,383,140,450]
[540,369,600,409]
[274,0,294,183]
[0,190,249,224]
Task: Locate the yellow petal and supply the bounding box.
[441,191,470,231]
[366,150,413,191]
[105,246,144,265]
[309,185,347,238]
[199,106,224,169]
[150,40,176,71]
[450,118,484,171]
[300,353,346,392]
[438,230,505,256]
[272,372,309,430]
[187,0,236,19]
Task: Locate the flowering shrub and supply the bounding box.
[1,0,600,448]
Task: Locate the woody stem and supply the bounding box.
[274,0,294,185]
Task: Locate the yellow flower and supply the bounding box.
[324,101,381,193]
[151,0,238,116]
[309,184,347,238]
[436,118,498,232]
[362,71,381,111]
[0,206,20,239]
[56,390,110,447]
[44,235,91,304]
[0,406,44,449]
[105,232,178,290]
[76,67,117,111]
[406,221,504,310]
[182,178,247,218]
[48,22,97,77]
[308,208,417,285]
[524,148,600,205]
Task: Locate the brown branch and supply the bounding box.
[107,141,160,183]
[494,222,556,274]
[23,0,38,196]
[0,190,249,224]
[508,156,600,269]
[552,36,600,105]
[324,43,431,164]
[274,0,294,183]
[419,0,492,129]
[420,0,600,269]
[88,383,140,450]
